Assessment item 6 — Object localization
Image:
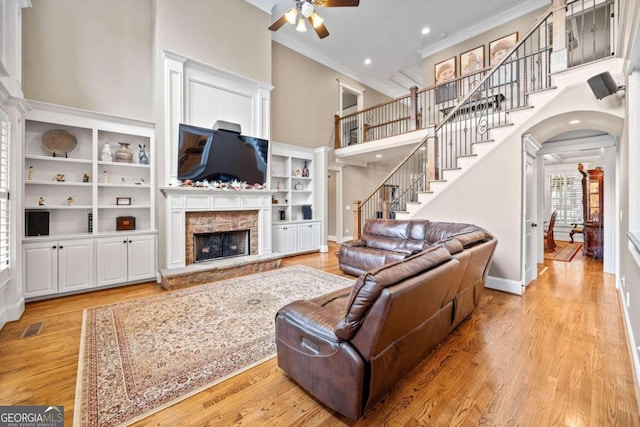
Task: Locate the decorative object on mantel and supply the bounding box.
[28,166,34,181]
[83,173,90,183]
[294,168,302,177]
[41,128,78,158]
[67,196,74,206]
[74,265,353,427]
[168,179,267,190]
[302,160,309,177]
[116,197,131,206]
[53,173,65,182]
[137,144,149,164]
[272,196,278,204]
[115,142,133,163]
[101,141,113,162]
[295,182,304,190]
[38,197,45,206]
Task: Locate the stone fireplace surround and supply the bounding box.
[160,187,282,290]
[185,211,257,265]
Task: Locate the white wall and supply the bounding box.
[22,0,153,120]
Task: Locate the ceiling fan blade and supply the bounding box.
[316,0,359,7]
[312,22,330,39]
[268,14,288,31]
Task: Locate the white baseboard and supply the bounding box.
[485,276,524,295]
[0,296,25,330]
[617,284,640,410]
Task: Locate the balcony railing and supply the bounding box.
[346,0,617,237]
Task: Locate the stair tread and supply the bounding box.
[471,139,496,144]
[505,105,534,112]
[457,154,478,158]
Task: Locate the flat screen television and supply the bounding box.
[177,123,269,185]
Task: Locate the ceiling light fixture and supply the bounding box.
[301,1,314,17]
[309,12,324,28]
[269,0,360,39]
[375,154,382,158]
[296,16,308,32]
[364,58,372,65]
[569,119,580,124]
[421,27,430,35]
[285,8,298,24]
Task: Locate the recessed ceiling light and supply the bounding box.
[364,58,372,65]
[421,27,430,35]
[375,154,382,158]
[569,119,580,124]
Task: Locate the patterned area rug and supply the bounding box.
[544,241,582,262]
[74,265,354,427]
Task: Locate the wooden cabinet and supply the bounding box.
[272,221,321,256]
[96,235,156,286]
[23,239,95,299]
[582,167,604,259]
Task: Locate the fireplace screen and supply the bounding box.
[193,229,250,262]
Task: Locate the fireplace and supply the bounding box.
[193,229,249,262]
[184,210,259,266]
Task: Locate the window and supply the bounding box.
[547,169,583,227]
[0,110,9,271]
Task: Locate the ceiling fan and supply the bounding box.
[268,0,360,39]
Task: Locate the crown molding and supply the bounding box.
[271,32,404,98]
[418,0,549,58]
[246,0,275,14]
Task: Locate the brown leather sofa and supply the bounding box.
[338,219,492,276]
[275,220,496,419]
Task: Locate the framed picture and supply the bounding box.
[489,32,519,87]
[489,32,518,65]
[434,56,456,104]
[116,197,131,206]
[460,46,485,76]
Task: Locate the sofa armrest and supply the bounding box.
[341,239,366,248]
[277,299,344,343]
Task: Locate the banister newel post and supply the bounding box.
[409,86,418,131]
[550,0,568,73]
[353,200,362,240]
[334,114,341,149]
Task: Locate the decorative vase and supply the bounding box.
[115,142,133,163]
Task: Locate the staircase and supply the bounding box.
[349,0,620,236]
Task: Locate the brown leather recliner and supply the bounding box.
[338,219,491,277]
[276,226,497,419]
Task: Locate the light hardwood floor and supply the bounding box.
[1,242,639,426]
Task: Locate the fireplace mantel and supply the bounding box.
[161,187,274,270]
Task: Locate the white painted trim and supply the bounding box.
[245,0,274,14]
[328,165,344,244]
[419,0,549,58]
[485,276,524,295]
[618,286,640,406]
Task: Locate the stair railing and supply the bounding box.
[353,0,617,234]
[354,5,555,236]
[435,5,555,171]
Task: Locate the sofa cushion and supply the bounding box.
[426,222,490,247]
[335,246,452,340]
[339,247,408,273]
[361,220,410,252]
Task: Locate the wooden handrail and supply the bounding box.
[338,92,413,122]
